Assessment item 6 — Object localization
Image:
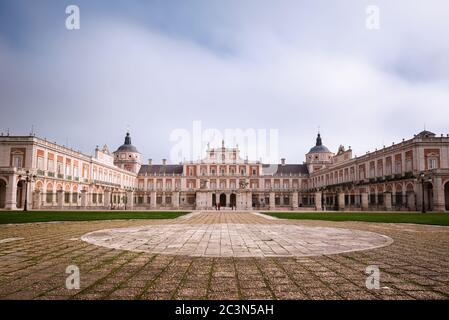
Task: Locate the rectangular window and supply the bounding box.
[395,161,402,174]
[57,162,63,174]
[37,157,44,170]
[48,159,54,172]
[429,158,437,169]
[13,155,23,168]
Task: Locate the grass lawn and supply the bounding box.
[0,210,190,224]
[261,211,449,226]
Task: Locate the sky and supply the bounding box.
[0,0,448,164]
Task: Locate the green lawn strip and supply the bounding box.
[261,211,449,226]
[0,211,190,224]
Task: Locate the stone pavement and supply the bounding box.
[0,210,449,300]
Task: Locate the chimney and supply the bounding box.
[281,158,286,166]
[162,158,167,165]
[148,159,152,165]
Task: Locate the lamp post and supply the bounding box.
[420,173,426,213]
[21,170,36,212]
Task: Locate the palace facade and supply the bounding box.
[1,130,449,212]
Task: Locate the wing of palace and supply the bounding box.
[1,130,448,212]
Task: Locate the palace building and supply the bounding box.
[0,130,449,212]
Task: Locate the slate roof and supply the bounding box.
[138,164,183,175]
[262,164,309,176]
[416,130,436,138]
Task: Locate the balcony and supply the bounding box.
[57,173,64,179]
[47,172,55,177]
[37,169,45,176]
[66,175,72,181]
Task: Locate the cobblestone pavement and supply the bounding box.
[0,211,448,300]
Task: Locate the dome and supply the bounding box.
[309,144,330,153]
[115,132,139,153]
[308,133,330,154]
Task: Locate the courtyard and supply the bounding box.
[0,211,448,300]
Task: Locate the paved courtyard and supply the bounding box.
[0,211,449,300]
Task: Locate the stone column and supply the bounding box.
[433,177,445,212]
[104,189,111,209]
[206,192,213,209]
[338,192,345,211]
[52,187,58,207]
[57,190,64,209]
[247,192,252,210]
[150,191,156,208]
[384,192,392,211]
[292,192,298,210]
[315,192,322,211]
[127,191,134,210]
[236,193,242,210]
[173,191,180,209]
[195,192,203,210]
[361,193,369,211]
[32,190,42,209]
[269,192,275,210]
[80,190,87,208]
[5,174,17,210]
[407,191,416,211]
[27,181,34,209]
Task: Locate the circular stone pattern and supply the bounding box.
[81,224,393,258]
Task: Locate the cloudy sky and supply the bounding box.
[0,0,448,164]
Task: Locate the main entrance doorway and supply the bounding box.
[230,193,236,207]
[219,193,226,207]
